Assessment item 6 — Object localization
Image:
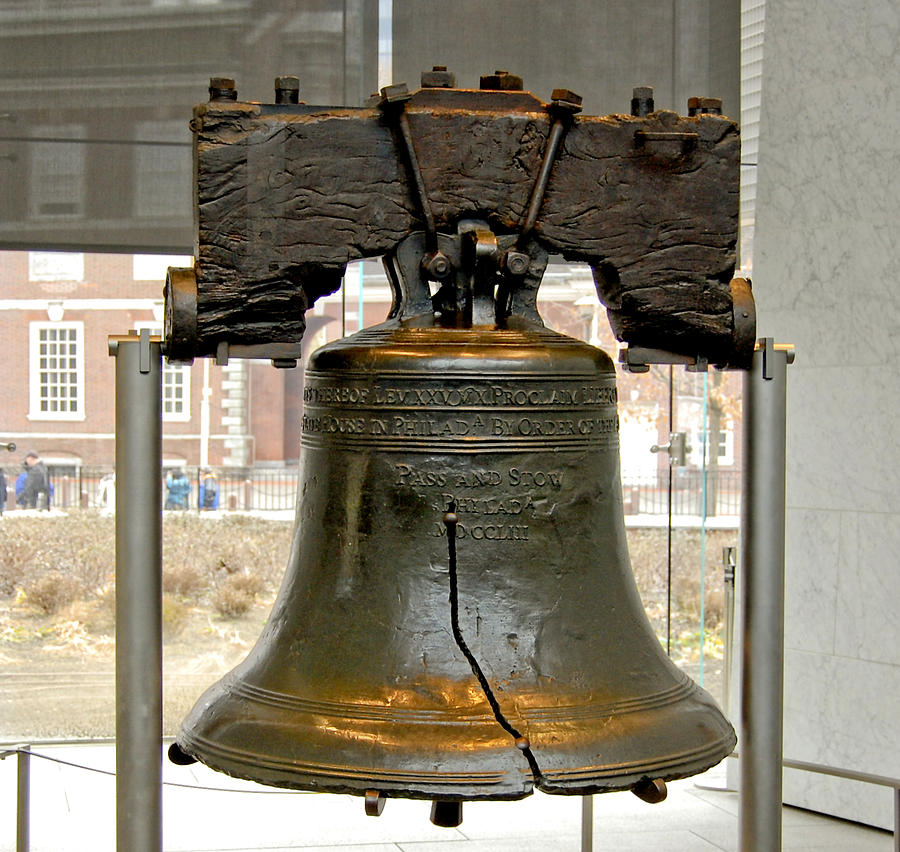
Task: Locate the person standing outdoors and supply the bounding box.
[21,451,49,509]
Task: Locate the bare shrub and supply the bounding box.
[0,537,35,597]
[162,563,207,597]
[25,571,86,615]
[211,572,263,618]
[161,593,190,638]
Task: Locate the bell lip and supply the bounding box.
[172,733,536,801]
[173,726,736,801]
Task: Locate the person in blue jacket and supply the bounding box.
[199,469,219,511]
[164,468,191,510]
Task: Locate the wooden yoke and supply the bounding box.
[165,77,752,368]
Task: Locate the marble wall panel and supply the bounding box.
[835,511,900,667]
[783,508,842,655]
[783,650,898,829]
[752,0,900,829]
[783,367,900,515]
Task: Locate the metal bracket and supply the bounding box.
[619,345,708,374]
[651,431,690,467]
[513,89,582,252]
[139,328,151,374]
[214,340,302,369]
[379,83,449,278]
[759,337,796,380]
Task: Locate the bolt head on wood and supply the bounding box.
[208,77,237,101]
[379,83,411,106]
[421,66,456,88]
[550,88,583,114]
[631,86,654,116]
[275,76,300,92]
[274,76,300,105]
[480,70,523,91]
[687,96,722,115]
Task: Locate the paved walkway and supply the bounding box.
[0,745,892,851]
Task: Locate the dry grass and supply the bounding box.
[0,511,293,628]
[0,511,735,660]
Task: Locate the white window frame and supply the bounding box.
[135,323,191,421]
[30,124,86,219]
[133,119,191,219]
[690,419,736,468]
[29,321,85,421]
[29,251,85,283]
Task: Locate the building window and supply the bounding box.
[136,324,191,421]
[162,364,190,420]
[689,421,735,467]
[29,251,84,283]
[30,124,86,219]
[134,120,191,219]
[29,322,85,420]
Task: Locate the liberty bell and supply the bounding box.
[166,74,751,823]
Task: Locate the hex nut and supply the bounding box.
[687,96,723,115]
[421,66,456,88]
[208,77,237,102]
[550,88,583,115]
[480,70,524,91]
[423,251,452,280]
[380,83,411,105]
[505,251,530,276]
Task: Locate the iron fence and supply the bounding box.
[8,465,745,517]
[621,468,742,516]
[20,465,302,513]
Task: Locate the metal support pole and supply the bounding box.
[16,745,29,852]
[895,786,899,852]
[580,794,593,852]
[110,331,163,852]
[739,338,794,852]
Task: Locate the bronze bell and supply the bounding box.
[171,227,736,816]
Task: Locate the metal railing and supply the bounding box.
[622,468,742,516]
[24,465,743,516]
[27,465,301,513]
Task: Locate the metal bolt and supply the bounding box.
[423,251,452,281]
[379,82,412,106]
[550,88,583,116]
[631,86,654,116]
[505,251,530,276]
[687,96,722,116]
[208,77,237,102]
[421,65,456,88]
[274,76,300,105]
[479,70,524,91]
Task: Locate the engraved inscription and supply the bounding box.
[430,522,530,541]
[395,463,563,491]
[304,383,616,407]
[301,410,618,438]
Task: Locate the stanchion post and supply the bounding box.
[580,794,593,852]
[110,330,163,852]
[16,744,29,852]
[739,338,794,852]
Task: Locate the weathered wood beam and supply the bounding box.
[182,86,743,364]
